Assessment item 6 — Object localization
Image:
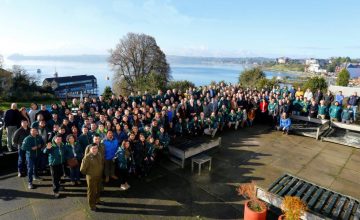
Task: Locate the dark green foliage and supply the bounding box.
[336,68,350,86]
[167,80,195,92]
[102,86,113,100]
[239,67,266,88]
[303,76,328,93]
[4,65,55,101]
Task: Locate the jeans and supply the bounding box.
[18,149,26,173]
[6,126,17,151]
[50,164,63,193]
[70,165,80,181]
[26,155,39,184]
[352,105,358,121]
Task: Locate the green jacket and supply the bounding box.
[318,105,328,115]
[22,135,44,158]
[43,143,66,166]
[329,105,342,119]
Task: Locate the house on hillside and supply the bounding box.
[305,58,327,74]
[43,73,98,99]
[276,57,289,64]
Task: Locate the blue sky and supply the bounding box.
[0,0,359,58]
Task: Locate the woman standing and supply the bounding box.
[115,140,131,191]
[65,134,83,185]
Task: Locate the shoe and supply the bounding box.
[33,176,42,181]
[76,181,82,185]
[120,184,127,191]
[125,183,131,189]
[105,176,109,183]
[28,183,35,189]
[54,192,60,198]
[111,175,118,180]
[96,200,104,205]
[90,207,98,212]
[71,181,76,186]
[18,172,22,177]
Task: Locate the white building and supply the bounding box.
[277,57,289,64]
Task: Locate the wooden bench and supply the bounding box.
[191,154,212,175]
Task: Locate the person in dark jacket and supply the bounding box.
[22,128,44,189]
[43,134,66,198]
[4,103,21,152]
[115,140,131,191]
[309,100,318,118]
[348,91,359,121]
[64,134,83,185]
[13,120,30,177]
[36,104,52,122]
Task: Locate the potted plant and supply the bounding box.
[237,181,267,220]
[279,196,307,220]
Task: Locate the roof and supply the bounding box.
[43,75,96,83]
[347,68,360,78]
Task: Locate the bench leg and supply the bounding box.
[198,164,201,175]
[209,159,211,172]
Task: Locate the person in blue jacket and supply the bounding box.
[278,112,291,135]
[103,130,119,183]
[115,140,131,191]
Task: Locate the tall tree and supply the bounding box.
[239,67,266,88]
[109,33,171,95]
[102,86,113,100]
[336,68,350,86]
[303,76,328,92]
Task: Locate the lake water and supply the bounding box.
[3,59,300,93]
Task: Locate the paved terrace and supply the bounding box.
[0,125,359,220]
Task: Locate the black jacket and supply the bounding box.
[13,127,30,148]
[4,109,21,127]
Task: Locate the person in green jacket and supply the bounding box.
[43,134,66,198]
[329,101,342,122]
[317,100,328,119]
[22,128,44,189]
[341,105,354,124]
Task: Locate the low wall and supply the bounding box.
[328,85,359,96]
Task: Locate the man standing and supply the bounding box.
[13,120,30,177]
[348,92,359,121]
[80,144,104,211]
[103,130,119,183]
[4,103,21,152]
[22,128,44,189]
[43,135,66,198]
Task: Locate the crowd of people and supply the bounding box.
[1,83,359,210]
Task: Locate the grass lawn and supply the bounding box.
[0,100,60,112]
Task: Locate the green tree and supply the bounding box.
[256,77,279,90]
[303,76,328,93]
[336,68,350,86]
[239,68,266,88]
[109,33,171,94]
[167,80,195,92]
[102,86,113,100]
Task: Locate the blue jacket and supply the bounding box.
[103,138,119,160]
[279,118,291,129]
